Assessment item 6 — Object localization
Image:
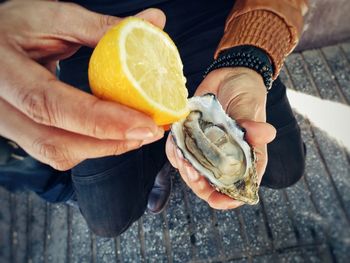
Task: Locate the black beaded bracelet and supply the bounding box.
[204,45,274,91]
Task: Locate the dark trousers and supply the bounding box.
[0,0,305,237]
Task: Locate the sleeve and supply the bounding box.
[215,0,309,79]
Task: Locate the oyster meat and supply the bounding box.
[171,94,259,205]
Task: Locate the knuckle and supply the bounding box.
[33,138,59,160]
[88,99,106,138]
[32,138,71,170]
[99,15,117,28]
[113,143,122,155]
[90,120,107,140]
[51,160,74,171]
[87,99,120,139]
[112,141,129,155]
[20,86,55,125]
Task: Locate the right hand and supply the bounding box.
[166,68,276,210]
[0,1,166,170]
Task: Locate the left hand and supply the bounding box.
[166,67,276,210]
[0,1,166,170]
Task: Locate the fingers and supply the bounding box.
[165,135,243,210]
[207,191,244,210]
[176,149,243,210]
[49,2,122,48]
[165,135,179,169]
[135,8,166,29]
[0,98,163,171]
[0,51,162,141]
[238,120,276,146]
[52,3,166,47]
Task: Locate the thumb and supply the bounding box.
[57,3,121,47]
[239,120,276,146]
[135,8,166,29]
[60,5,166,47]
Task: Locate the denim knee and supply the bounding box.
[71,150,158,237]
[81,202,140,238]
[73,171,148,237]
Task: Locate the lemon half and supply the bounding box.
[88,17,189,125]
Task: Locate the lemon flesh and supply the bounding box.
[88,17,189,125]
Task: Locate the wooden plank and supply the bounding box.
[95,236,117,263]
[340,42,350,65]
[214,209,246,259]
[119,221,142,263]
[285,54,320,97]
[27,193,46,263]
[70,208,92,263]
[165,173,192,262]
[142,212,168,262]
[12,191,28,263]
[184,187,222,261]
[321,46,350,104]
[284,178,327,245]
[238,204,273,255]
[259,188,298,250]
[284,59,350,261]
[280,67,327,245]
[288,50,350,221]
[46,204,69,263]
[310,126,350,221]
[302,50,343,102]
[252,245,332,263]
[0,187,11,263]
[226,258,249,263]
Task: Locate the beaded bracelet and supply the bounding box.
[204,45,274,91]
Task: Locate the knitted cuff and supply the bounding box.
[215,10,296,79]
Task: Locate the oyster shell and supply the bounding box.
[171,94,259,205]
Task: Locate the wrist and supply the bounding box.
[205,45,274,91]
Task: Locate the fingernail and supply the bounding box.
[126,127,155,140]
[142,129,164,145]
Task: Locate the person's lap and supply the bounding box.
[0,0,305,237]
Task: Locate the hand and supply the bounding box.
[0,1,166,170]
[166,67,276,209]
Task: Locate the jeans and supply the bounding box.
[0,0,305,237]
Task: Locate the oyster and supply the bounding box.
[171,94,259,205]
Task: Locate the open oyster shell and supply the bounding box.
[171,94,259,205]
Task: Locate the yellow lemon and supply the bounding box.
[88,17,189,125]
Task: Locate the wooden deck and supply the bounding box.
[0,42,350,263]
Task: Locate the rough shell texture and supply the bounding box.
[171,94,259,205]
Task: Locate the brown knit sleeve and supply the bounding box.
[215,0,308,79]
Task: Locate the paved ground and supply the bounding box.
[0,42,350,263]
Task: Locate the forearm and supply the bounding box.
[216,0,308,79]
